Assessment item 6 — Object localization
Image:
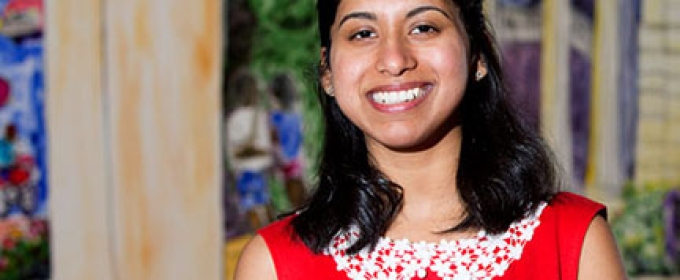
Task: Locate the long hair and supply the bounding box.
[291,0,559,255]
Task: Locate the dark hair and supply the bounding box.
[269,73,298,110]
[227,68,260,108]
[291,0,559,255]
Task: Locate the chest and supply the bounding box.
[293,206,566,279]
[287,235,561,280]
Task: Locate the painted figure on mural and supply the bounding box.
[0,124,38,216]
[0,0,43,39]
[225,68,275,231]
[236,0,626,279]
[0,37,43,215]
[224,0,260,238]
[268,73,307,209]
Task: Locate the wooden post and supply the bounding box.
[542,0,574,187]
[47,0,115,279]
[47,0,223,279]
[586,0,624,201]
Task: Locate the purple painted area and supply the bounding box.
[501,42,541,129]
[500,44,592,185]
[569,48,591,185]
[572,0,594,19]
[619,0,641,180]
[498,0,540,6]
[664,189,680,265]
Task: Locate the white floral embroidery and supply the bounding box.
[325,203,546,280]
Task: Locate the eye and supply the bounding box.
[350,29,376,40]
[410,24,439,35]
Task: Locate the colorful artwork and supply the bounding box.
[612,186,680,275]
[0,0,43,39]
[0,0,48,279]
[225,0,316,240]
[494,0,595,186]
[0,25,44,219]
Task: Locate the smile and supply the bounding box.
[370,87,425,105]
[366,83,433,113]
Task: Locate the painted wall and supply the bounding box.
[636,0,680,186]
[0,0,49,278]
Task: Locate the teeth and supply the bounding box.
[372,88,423,104]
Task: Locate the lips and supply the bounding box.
[367,83,433,112]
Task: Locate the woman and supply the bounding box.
[235,0,627,279]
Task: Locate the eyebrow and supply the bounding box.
[407,6,453,20]
[337,5,453,28]
[338,11,376,28]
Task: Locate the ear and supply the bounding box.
[320,47,332,92]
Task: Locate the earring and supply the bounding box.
[326,86,335,97]
[475,70,484,81]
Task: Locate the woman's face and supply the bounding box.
[324,0,473,151]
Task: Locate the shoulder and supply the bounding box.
[579,215,628,279]
[233,217,295,280]
[233,235,276,280]
[544,192,607,248]
[545,192,627,279]
[227,107,252,120]
[242,215,343,279]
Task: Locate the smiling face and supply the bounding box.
[323,0,476,152]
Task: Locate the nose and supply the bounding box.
[375,37,416,76]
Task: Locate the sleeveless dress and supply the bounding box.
[259,191,605,280]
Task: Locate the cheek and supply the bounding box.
[429,48,469,80]
[330,57,368,125]
[330,52,369,91]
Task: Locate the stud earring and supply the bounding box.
[326,86,335,97]
[475,70,485,81]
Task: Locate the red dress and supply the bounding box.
[259,192,605,280]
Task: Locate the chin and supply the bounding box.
[372,134,430,152]
[370,125,459,153]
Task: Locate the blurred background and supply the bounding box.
[224,0,679,279]
[0,0,677,279]
[0,0,49,279]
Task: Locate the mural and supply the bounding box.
[494,0,595,186]
[224,0,317,242]
[0,0,49,279]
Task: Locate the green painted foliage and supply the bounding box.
[611,184,680,275]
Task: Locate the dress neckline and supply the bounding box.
[325,203,547,280]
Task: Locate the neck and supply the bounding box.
[368,127,464,228]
